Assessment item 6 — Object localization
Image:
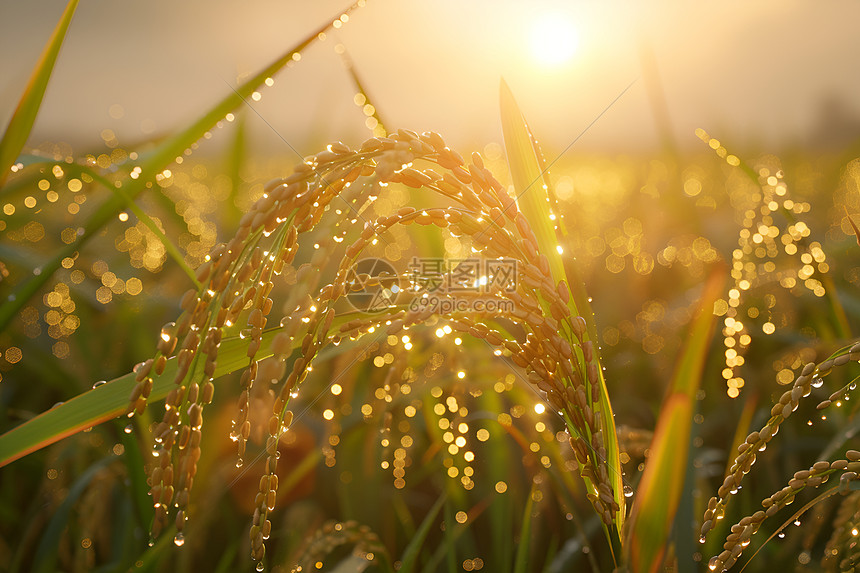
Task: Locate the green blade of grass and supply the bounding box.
[340,48,388,136]
[626,266,725,573]
[32,456,113,573]
[513,482,537,573]
[398,494,446,573]
[0,312,353,468]
[443,502,458,573]
[0,0,364,332]
[500,79,626,538]
[225,111,247,229]
[499,79,566,288]
[0,0,79,189]
[481,389,514,569]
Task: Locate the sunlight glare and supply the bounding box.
[530,12,579,67]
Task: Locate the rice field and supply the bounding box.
[3,2,860,572]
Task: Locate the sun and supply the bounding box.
[529,12,579,67]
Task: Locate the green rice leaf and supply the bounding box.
[340,48,387,136]
[500,79,625,538]
[0,0,79,189]
[32,456,113,573]
[626,267,725,573]
[513,482,537,573]
[398,494,446,573]
[0,312,353,468]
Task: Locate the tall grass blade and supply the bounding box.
[225,112,247,228]
[0,0,79,189]
[513,482,536,573]
[398,494,446,573]
[0,1,364,332]
[626,267,725,573]
[500,79,626,538]
[443,502,458,573]
[32,456,112,573]
[340,48,387,136]
[844,207,860,246]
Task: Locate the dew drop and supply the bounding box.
[174,533,185,546]
[92,380,107,389]
[851,383,857,391]
[812,377,824,389]
[256,562,265,571]
[236,459,244,468]
[160,322,176,343]
[699,536,707,544]
[623,484,633,497]
[148,539,155,547]
[124,424,133,434]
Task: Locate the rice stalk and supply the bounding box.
[119,128,629,568]
[500,80,624,553]
[701,342,860,571]
[292,520,388,573]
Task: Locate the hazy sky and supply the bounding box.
[2,0,859,157]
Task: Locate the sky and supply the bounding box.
[1,0,860,158]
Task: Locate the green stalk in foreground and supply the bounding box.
[500,79,626,551]
[626,267,724,572]
[0,0,79,189]
[0,313,354,468]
